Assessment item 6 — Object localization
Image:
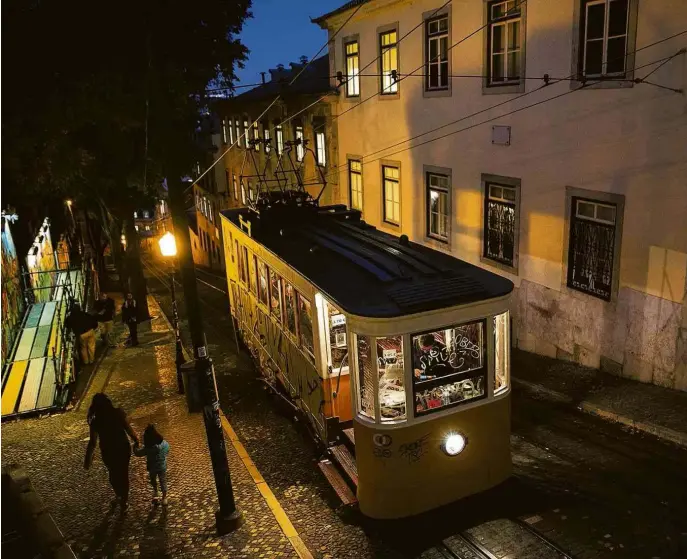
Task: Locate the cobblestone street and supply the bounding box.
[141,256,687,559]
[1,296,298,559]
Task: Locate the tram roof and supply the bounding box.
[221,202,513,318]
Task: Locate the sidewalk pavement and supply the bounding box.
[1,296,307,559]
[512,348,687,448]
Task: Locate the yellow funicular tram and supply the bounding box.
[221,192,514,519]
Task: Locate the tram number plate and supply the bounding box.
[383,349,397,360]
[330,314,346,327]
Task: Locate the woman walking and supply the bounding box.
[84,393,139,512]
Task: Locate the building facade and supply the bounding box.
[315,0,687,390]
[214,55,340,212]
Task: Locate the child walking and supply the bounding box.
[134,424,170,505]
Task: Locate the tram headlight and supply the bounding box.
[442,433,466,456]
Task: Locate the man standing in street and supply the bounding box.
[94,292,116,347]
[65,302,99,365]
[122,292,138,347]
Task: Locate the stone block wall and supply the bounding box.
[514,279,687,391]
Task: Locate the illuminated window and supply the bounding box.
[252,121,260,151]
[487,1,522,85]
[221,119,227,143]
[377,336,406,421]
[243,119,249,148]
[379,29,398,94]
[233,175,239,200]
[235,119,241,147]
[382,165,400,225]
[269,269,282,322]
[427,173,449,241]
[283,281,297,336]
[275,123,284,155]
[412,319,487,416]
[228,118,234,144]
[426,15,449,90]
[345,41,360,97]
[295,125,304,161]
[249,254,258,295]
[356,335,374,418]
[494,311,510,395]
[348,160,363,211]
[315,130,326,166]
[297,293,314,362]
[263,124,271,154]
[257,260,268,306]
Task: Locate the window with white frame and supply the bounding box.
[263,124,271,154]
[579,0,630,78]
[487,1,522,86]
[567,197,619,301]
[427,173,449,241]
[228,118,234,144]
[275,123,284,155]
[252,121,259,151]
[235,119,241,147]
[348,160,363,211]
[382,165,400,225]
[243,119,249,148]
[240,180,246,205]
[379,30,398,94]
[345,41,360,97]
[426,16,449,90]
[233,175,238,200]
[221,119,227,143]
[295,125,304,161]
[315,129,326,166]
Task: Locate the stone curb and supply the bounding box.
[512,378,687,449]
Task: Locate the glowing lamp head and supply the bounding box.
[66,199,73,207]
[442,433,467,456]
[158,231,177,257]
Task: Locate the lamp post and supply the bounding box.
[158,232,186,394]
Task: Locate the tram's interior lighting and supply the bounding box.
[442,433,466,456]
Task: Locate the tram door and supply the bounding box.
[318,296,353,425]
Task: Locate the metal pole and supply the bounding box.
[171,269,186,394]
[168,176,243,534]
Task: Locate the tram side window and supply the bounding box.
[494,311,510,395]
[269,270,282,322]
[257,260,269,307]
[284,281,298,336]
[411,319,487,416]
[249,254,258,295]
[377,336,406,421]
[298,293,315,363]
[239,245,248,284]
[356,335,375,419]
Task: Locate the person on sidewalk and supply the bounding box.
[84,393,140,513]
[65,303,99,365]
[134,424,170,506]
[94,292,115,347]
[122,293,138,347]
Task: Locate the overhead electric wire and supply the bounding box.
[187,1,367,192]
[312,0,523,136]
[314,31,687,184]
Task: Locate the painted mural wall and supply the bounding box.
[1,219,26,366]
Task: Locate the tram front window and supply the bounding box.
[377,336,406,421]
[356,335,375,419]
[412,319,486,416]
[298,293,315,362]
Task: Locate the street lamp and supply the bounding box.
[158,232,186,394]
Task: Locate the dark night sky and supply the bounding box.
[235,0,344,88]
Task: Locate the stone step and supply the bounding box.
[317,459,357,506]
